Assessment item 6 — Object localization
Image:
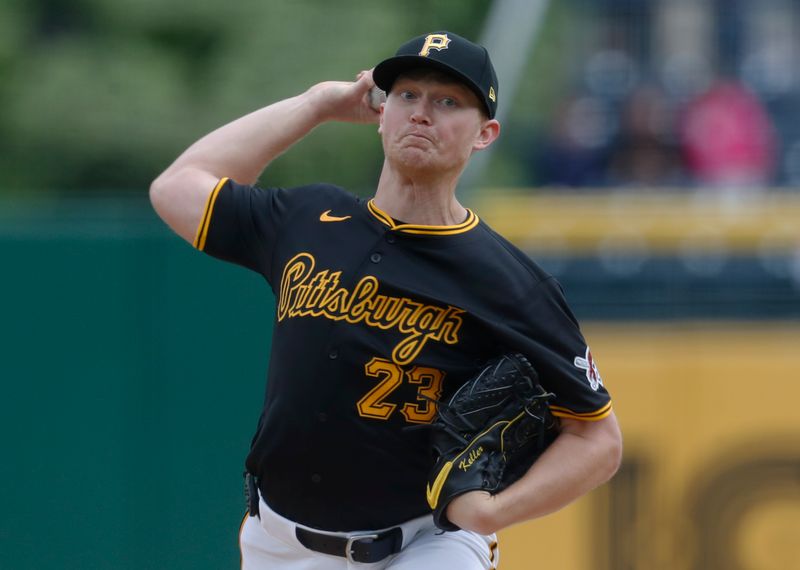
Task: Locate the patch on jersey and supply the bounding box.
[574,347,603,391]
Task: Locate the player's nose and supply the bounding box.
[409,98,433,125]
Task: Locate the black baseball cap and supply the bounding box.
[373,31,499,119]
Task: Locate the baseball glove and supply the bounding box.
[425,353,558,531]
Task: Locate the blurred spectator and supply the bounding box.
[605,84,685,188]
[532,94,614,188]
[679,79,778,189]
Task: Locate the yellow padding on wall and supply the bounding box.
[496,321,800,570]
[473,192,800,253]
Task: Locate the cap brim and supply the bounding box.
[373,55,491,117]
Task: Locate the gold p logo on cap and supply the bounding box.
[419,33,451,57]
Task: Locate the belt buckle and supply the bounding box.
[345,533,380,564]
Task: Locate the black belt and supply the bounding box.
[295,526,403,564]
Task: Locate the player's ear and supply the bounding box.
[473,119,500,151]
[378,104,385,134]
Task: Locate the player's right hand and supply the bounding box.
[306,69,382,125]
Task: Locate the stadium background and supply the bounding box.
[2,1,799,569]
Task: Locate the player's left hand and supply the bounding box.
[444,490,498,535]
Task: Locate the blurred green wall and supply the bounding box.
[1,200,273,570]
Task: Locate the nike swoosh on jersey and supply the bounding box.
[319,210,352,222]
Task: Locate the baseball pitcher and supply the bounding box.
[150,31,622,569]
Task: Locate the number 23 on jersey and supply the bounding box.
[357,357,445,424]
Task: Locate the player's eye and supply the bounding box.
[399,90,417,101]
[439,97,457,108]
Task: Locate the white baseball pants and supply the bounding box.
[239,492,499,569]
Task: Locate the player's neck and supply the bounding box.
[374,163,468,226]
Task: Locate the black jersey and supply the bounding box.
[196,178,612,531]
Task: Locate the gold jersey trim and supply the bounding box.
[367,199,479,235]
[550,401,613,422]
[194,177,229,250]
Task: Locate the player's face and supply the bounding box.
[379,73,499,177]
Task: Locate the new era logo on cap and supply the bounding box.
[373,31,499,119]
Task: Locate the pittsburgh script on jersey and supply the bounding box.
[278,253,465,365]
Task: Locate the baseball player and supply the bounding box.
[150,31,622,569]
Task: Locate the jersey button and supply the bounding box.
[318,412,328,423]
[329,349,338,359]
[311,474,322,484]
[370,252,382,263]
[385,234,396,244]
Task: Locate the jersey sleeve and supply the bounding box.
[520,277,612,421]
[193,177,290,279]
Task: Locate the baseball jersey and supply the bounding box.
[195,177,612,531]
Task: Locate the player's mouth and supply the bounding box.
[402,131,435,145]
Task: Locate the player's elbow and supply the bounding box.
[149,165,189,215]
[148,167,191,222]
[148,169,190,236]
[566,412,623,484]
[149,172,170,217]
[598,413,623,482]
[606,438,623,482]
[148,166,221,244]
